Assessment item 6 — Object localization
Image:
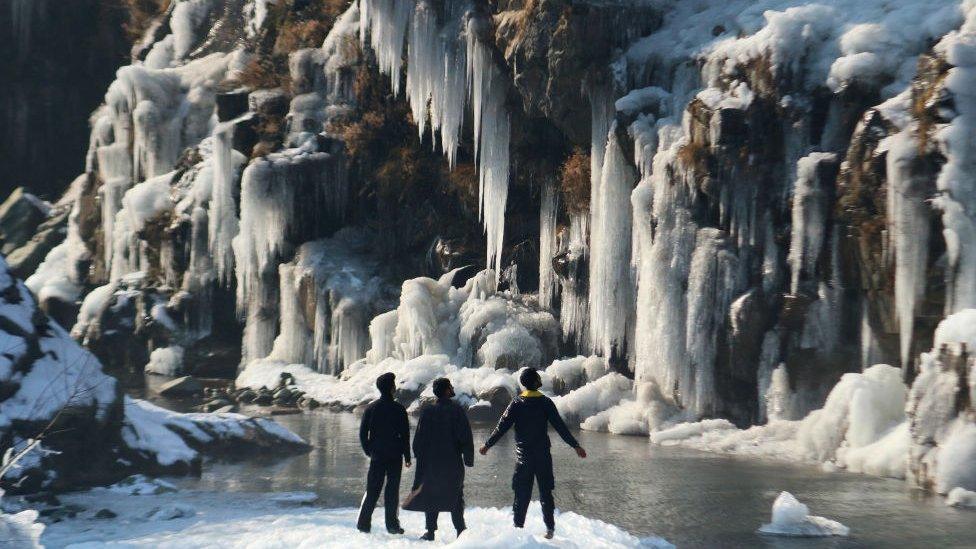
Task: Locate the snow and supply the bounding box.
[935,419,976,494]
[0,491,43,549]
[121,397,306,467]
[24,241,81,306]
[145,346,185,376]
[640,365,911,479]
[552,373,633,426]
[946,487,976,508]
[40,489,672,549]
[107,475,178,496]
[758,492,849,537]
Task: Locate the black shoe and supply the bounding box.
[544,529,554,540]
[387,526,405,535]
[420,531,435,541]
[357,525,370,534]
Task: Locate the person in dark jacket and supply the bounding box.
[403,378,474,541]
[479,367,586,539]
[356,372,411,534]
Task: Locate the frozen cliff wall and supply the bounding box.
[9,0,976,496]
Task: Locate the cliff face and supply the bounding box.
[10,0,976,493]
[0,0,138,200]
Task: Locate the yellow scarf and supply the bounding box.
[520,390,543,397]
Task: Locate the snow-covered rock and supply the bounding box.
[0,489,44,549]
[0,255,120,491]
[121,397,308,471]
[757,491,850,537]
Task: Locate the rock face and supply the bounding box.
[0,255,122,492]
[0,255,307,494]
[0,0,132,199]
[8,0,976,494]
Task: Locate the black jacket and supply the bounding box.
[402,398,474,512]
[484,391,580,460]
[359,395,411,463]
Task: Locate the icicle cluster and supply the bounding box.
[359,0,512,270]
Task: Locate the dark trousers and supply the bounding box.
[424,495,466,533]
[512,451,556,530]
[357,457,402,530]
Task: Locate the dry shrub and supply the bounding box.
[677,140,710,173]
[560,147,590,213]
[123,0,170,42]
[236,55,290,91]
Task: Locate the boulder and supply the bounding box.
[7,208,69,279]
[158,376,203,397]
[0,187,49,254]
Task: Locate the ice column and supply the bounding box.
[886,130,931,366]
[589,125,637,358]
[538,180,560,310]
[209,120,241,286]
[787,152,836,294]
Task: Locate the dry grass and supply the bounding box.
[560,147,590,213]
[236,55,290,91]
[122,0,170,42]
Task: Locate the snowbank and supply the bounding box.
[121,397,307,469]
[40,488,673,549]
[758,492,849,537]
[0,489,43,549]
[643,365,911,477]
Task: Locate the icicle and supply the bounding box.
[885,130,930,366]
[787,152,836,294]
[538,180,560,309]
[589,124,637,358]
[329,297,370,374]
[209,120,242,286]
[360,0,411,95]
[269,264,313,365]
[632,126,697,408]
[685,227,740,416]
[466,20,511,271]
[559,213,590,349]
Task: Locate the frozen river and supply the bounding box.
[162,409,975,548]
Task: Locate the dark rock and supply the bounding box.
[158,376,203,397]
[0,187,49,254]
[237,389,257,403]
[214,404,238,413]
[7,207,69,280]
[216,91,250,121]
[253,391,273,406]
[94,508,117,519]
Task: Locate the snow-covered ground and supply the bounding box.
[37,488,673,548]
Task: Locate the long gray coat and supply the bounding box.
[402,398,474,512]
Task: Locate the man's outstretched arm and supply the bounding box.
[545,398,586,456]
[480,399,517,453]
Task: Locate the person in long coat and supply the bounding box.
[356,372,411,534]
[403,377,474,541]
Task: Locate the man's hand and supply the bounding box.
[404,461,411,468]
[479,445,489,455]
[575,446,587,459]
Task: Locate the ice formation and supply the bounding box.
[758,491,850,537]
[359,0,512,270]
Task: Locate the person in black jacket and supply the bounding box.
[403,377,474,542]
[356,372,411,534]
[479,367,586,539]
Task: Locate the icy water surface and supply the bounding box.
[163,409,976,548]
